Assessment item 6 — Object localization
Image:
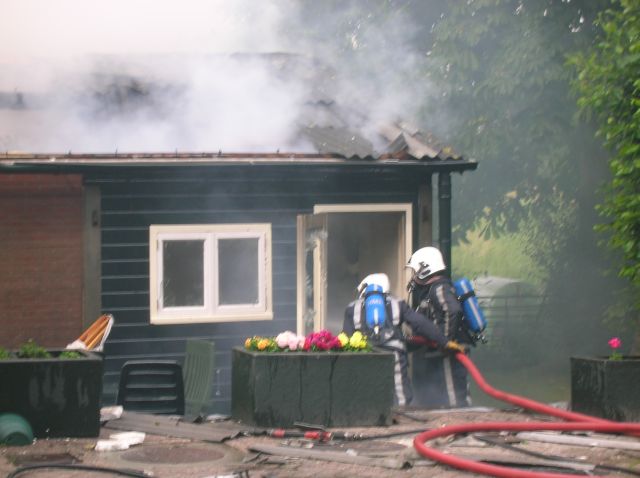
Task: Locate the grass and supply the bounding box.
[469,359,570,408]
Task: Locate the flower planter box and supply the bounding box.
[231,347,394,427]
[570,356,640,421]
[0,350,103,438]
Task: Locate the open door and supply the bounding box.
[296,213,328,335]
[297,204,412,335]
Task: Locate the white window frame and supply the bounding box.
[149,224,272,324]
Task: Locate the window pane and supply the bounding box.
[163,240,204,307]
[218,238,259,305]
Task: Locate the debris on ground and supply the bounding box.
[1,408,639,477]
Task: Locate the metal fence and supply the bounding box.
[476,293,548,350]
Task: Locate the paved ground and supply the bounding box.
[1,408,639,477]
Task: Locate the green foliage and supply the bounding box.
[427,1,632,349]
[0,344,82,360]
[429,0,606,238]
[453,223,545,285]
[569,0,640,310]
[17,340,51,359]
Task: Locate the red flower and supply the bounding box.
[304,330,345,351]
[608,337,622,349]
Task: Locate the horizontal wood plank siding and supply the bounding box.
[87,165,425,412]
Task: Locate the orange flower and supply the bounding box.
[257,338,270,351]
[244,338,252,349]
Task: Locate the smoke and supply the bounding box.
[0,0,438,153]
[0,1,285,62]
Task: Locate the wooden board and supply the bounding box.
[104,412,244,443]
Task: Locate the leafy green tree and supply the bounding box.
[426,0,634,356]
[427,1,606,242]
[570,0,640,321]
[569,0,640,351]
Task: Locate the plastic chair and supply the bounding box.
[183,340,216,418]
[116,360,185,415]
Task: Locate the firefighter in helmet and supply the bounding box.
[343,272,463,406]
[407,246,471,408]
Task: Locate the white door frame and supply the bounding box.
[296,203,413,334]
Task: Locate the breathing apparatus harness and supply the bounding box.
[352,284,404,350]
[408,274,487,346]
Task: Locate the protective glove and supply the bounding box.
[445,340,466,354]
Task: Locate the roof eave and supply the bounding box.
[0,152,477,173]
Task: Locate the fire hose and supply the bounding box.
[413,352,640,478]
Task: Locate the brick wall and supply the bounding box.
[0,173,84,349]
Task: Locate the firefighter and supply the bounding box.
[343,273,464,407]
[407,246,471,408]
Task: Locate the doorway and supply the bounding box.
[297,204,412,335]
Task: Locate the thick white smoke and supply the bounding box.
[0,0,437,153]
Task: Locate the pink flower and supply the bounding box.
[288,336,304,351]
[303,330,347,351]
[275,331,306,351]
[275,333,290,349]
[608,337,622,349]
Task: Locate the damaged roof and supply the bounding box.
[0,52,473,169]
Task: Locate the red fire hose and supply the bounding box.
[413,352,640,477]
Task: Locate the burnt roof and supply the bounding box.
[0,53,472,169]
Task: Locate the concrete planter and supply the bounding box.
[231,347,394,427]
[0,350,103,438]
[570,356,640,421]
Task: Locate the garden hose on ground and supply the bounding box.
[413,352,640,478]
[6,463,151,478]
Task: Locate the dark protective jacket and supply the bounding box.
[413,275,471,344]
[411,274,472,408]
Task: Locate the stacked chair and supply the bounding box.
[116,339,215,417]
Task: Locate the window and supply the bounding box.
[149,224,272,324]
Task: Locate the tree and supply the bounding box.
[570,0,640,320]
[425,0,633,356]
[427,0,607,238]
[283,1,633,352]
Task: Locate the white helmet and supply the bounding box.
[357,273,390,298]
[407,247,446,283]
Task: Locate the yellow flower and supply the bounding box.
[257,338,270,351]
[349,331,364,348]
[357,336,369,349]
[244,338,252,349]
[337,332,349,347]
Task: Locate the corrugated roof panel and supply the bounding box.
[378,122,445,160]
[298,125,375,158]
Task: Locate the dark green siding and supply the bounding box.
[87,165,426,413]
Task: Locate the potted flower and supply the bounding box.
[232,330,393,428]
[0,340,103,438]
[570,337,640,421]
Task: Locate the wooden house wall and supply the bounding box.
[87,165,427,413]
